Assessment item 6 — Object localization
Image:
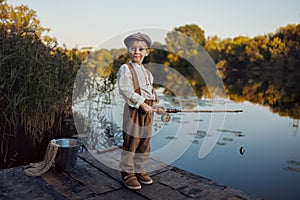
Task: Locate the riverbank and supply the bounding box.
[0,147,261,199]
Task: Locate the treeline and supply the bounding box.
[205,24,300,72]
[84,23,299,118]
[202,24,300,118]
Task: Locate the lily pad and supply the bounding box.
[217,141,226,146]
[283,166,300,173]
[191,140,199,144]
[166,136,177,140]
[287,160,300,166]
[222,137,234,142]
[217,129,243,134]
[195,132,206,139]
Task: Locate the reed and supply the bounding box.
[0,24,82,166]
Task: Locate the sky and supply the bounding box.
[7,0,300,49]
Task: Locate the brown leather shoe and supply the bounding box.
[135,173,153,185]
[122,174,141,190]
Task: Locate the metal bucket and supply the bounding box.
[55,138,81,172]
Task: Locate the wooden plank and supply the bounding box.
[99,188,147,200]
[136,178,193,200]
[155,169,216,198]
[79,151,123,181]
[173,168,262,199]
[42,168,91,199]
[84,147,172,179]
[0,167,66,200]
[155,167,261,200]
[1,147,261,200]
[41,157,123,199]
[79,148,260,199]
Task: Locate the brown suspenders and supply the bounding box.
[127,62,158,102]
[127,62,141,95]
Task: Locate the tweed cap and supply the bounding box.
[124,32,152,48]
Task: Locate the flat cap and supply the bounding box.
[124,32,152,48]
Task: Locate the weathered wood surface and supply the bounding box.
[0,147,261,200]
[0,167,65,200]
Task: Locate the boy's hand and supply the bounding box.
[140,102,153,113]
[153,105,165,114]
[140,103,165,114]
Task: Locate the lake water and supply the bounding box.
[151,95,300,200]
[74,88,300,200]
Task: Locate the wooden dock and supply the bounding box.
[0,147,261,200]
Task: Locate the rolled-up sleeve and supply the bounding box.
[117,64,145,108]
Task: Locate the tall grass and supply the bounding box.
[0,25,82,166]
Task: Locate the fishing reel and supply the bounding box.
[157,108,179,123]
[161,113,171,123]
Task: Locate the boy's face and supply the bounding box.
[127,40,150,65]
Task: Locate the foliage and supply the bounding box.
[174,24,206,46]
[0,0,49,37]
[0,0,82,166]
[205,23,300,72]
[0,24,81,139]
[203,23,300,118]
[148,25,214,97]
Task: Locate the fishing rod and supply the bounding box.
[163,109,243,113]
[153,108,243,123]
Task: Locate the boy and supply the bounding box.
[117,32,163,190]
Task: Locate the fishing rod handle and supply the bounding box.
[165,109,180,113]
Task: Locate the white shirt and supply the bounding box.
[117,61,156,108]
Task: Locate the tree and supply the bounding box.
[268,36,285,62]
[204,35,222,62]
[0,0,49,37]
[174,24,206,46]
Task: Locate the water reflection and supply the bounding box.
[222,69,300,120]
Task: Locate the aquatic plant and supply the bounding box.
[0,24,82,166]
